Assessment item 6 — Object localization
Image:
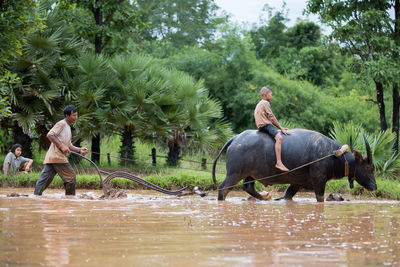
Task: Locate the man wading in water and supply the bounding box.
[254,86,291,171]
[34,105,89,196]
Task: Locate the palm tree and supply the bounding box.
[72,53,110,163]
[106,54,177,165]
[159,69,233,166]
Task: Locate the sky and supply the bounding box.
[214,0,326,31]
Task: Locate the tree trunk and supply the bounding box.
[91,0,102,160]
[93,1,103,55]
[167,141,180,166]
[36,124,50,152]
[120,126,135,166]
[392,84,399,153]
[393,0,400,154]
[12,122,33,159]
[375,80,388,131]
[91,135,101,164]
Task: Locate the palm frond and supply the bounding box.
[378,153,400,179]
[14,113,41,134]
[24,32,61,58]
[329,121,365,151]
[370,130,397,169]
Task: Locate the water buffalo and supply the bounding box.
[212,129,377,202]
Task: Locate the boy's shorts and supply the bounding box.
[259,124,279,138]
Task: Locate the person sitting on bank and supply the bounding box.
[254,86,291,172]
[34,105,89,196]
[3,144,33,175]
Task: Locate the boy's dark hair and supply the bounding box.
[64,105,78,117]
[11,144,22,153]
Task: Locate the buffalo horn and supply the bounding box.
[363,134,372,164]
[350,136,354,152]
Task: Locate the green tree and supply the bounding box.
[134,0,226,49]
[286,21,321,50]
[72,53,109,161]
[0,0,40,152]
[58,0,145,163]
[106,54,175,165]
[307,0,400,151]
[0,73,14,119]
[0,0,39,74]
[60,0,143,55]
[164,25,258,132]
[158,69,232,165]
[2,1,83,157]
[250,4,289,60]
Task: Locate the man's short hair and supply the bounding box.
[11,144,22,153]
[260,86,273,96]
[64,105,78,117]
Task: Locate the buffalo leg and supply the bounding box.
[313,180,326,202]
[242,177,263,200]
[274,185,299,201]
[218,177,237,200]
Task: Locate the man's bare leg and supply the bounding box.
[274,133,289,171]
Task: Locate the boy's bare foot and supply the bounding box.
[276,162,289,172]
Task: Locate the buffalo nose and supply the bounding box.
[369,183,377,191]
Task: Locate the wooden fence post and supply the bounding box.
[201,158,207,170]
[107,153,111,166]
[152,148,157,166]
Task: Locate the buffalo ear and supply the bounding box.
[353,150,362,163]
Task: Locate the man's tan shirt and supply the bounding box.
[254,99,277,128]
[43,119,72,164]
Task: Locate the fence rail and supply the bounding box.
[149,148,217,169]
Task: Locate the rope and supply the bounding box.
[70,151,187,196]
[70,151,103,186]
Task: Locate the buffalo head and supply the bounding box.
[349,135,377,191]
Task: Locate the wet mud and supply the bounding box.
[101,183,127,199]
[0,188,399,266]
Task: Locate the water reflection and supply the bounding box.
[0,188,399,266]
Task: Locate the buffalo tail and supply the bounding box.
[212,136,236,184]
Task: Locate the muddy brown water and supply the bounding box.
[0,188,399,266]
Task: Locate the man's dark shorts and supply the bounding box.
[259,124,279,138]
